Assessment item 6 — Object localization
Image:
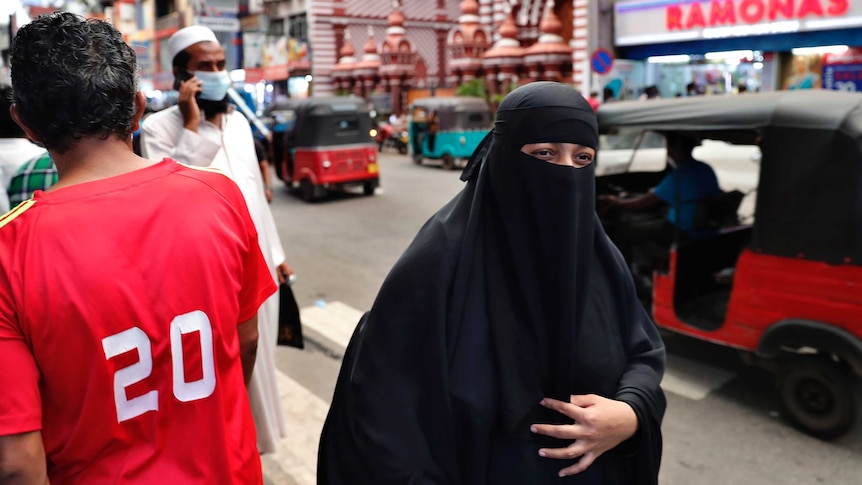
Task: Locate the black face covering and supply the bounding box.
[480,82,601,439]
[319,82,666,485]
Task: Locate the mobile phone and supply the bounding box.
[173,69,194,92]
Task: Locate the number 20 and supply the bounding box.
[101,311,216,423]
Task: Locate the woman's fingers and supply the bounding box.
[557,452,597,478]
[530,423,580,440]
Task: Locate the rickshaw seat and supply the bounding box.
[691,190,745,231]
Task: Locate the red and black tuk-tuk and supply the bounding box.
[271,96,379,202]
[595,90,862,440]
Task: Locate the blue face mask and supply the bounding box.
[194,70,231,101]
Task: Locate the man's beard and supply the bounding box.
[199,96,230,119]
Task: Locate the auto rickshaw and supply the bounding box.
[270,96,379,202]
[595,90,862,440]
[408,96,492,170]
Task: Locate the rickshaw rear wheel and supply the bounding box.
[777,356,859,440]
[441,154,455,171]
[300,179,316,203]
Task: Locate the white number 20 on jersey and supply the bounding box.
[101,310,216,423]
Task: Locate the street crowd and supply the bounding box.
[0,12,666,485]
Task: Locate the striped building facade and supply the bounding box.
[311,0,593,103]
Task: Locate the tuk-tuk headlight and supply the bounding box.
[370,128,378,138]
[322,160,332,169]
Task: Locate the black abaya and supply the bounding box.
[318,82,666,485]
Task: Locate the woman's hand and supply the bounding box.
[597,194,620,206]
[530,394,639,477]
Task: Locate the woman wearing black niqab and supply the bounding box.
[318,82,666,484]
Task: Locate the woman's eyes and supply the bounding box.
[526,147,594,166]
[532,149,556,158]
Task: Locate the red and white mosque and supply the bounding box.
[312,0,590,113]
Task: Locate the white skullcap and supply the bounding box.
[168,25,219,61]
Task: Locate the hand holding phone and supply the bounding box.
[175,70,202,132]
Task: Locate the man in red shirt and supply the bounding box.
[0,12,275,484]
[587,91,602,112]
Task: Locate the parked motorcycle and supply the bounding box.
[376,122,409,154]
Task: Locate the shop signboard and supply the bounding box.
[195,15,241,33]
[130,40,153,75]
[823,48,862,91]
[263,35,289,81]
[243,32,266,69]
[615,0,861,46]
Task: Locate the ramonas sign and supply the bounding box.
[667,0,849,30]
[615,0,861,45]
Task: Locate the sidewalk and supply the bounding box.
[261,302,364,485]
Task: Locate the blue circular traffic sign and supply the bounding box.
[591,48,615,75]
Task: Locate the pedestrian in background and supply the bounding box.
[0,85,46,212]
[318,82,666,484]
[6,151,56,208]
[141,24,291,455]
[587,90,602,111]
[639,85,660,100]
[0,12,274,483]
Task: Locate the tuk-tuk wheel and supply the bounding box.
[300,179,316,203]
[413,154,423,165]
[441,154,455,171]
[777,357,859,440]
[363,181,376,196]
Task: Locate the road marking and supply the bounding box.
[300,301,363,350]
[262,368,328,485]
[661,354,737,401]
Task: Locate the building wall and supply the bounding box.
[274,0,600,97]
[311,0,462,95]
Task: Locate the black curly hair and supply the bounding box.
[0,86,26,138]
[9,11,138,153]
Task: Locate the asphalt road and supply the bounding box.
[264,150,862,485]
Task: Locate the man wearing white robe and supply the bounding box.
[140,25,289,454]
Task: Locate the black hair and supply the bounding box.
[665,132,699,152]
[9,12,138,153]
[0,86,26,138]
[172,49,191,71]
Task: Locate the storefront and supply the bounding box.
[611,0,862,97]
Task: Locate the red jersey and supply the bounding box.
[0,159,276,484]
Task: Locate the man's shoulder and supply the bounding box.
[173,162,232,183]
[142,106,182,130]
[0,199,38,234]
[171,163,243,199]
[691,159,718,174]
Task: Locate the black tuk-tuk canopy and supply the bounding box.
[273,96,374,148]
[410,96,492,131]
[596,91,862,266]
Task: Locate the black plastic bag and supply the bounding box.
[277,283,304,349]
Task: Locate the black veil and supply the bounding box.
[318,82,666,484]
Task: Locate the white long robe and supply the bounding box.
[141,105,288,454]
